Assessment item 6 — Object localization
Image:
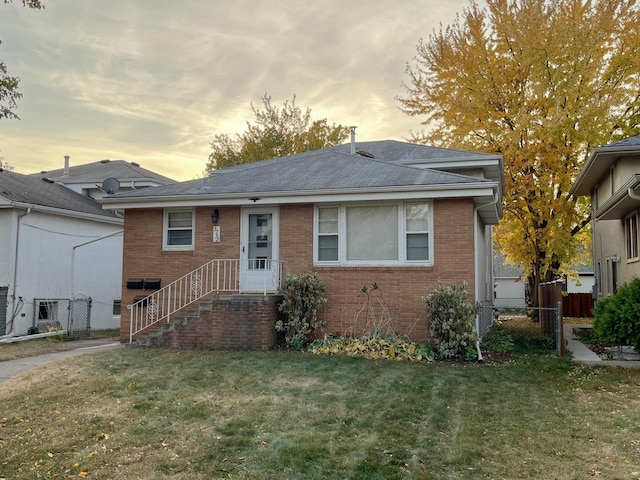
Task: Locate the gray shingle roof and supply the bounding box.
[1,169,120,218]
[109,149,490,200]
[493,253,524,278]
[31,159,175,184]
[328,139,496,161]
[605,135,640,147]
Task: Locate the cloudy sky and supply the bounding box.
[0,0,471,181]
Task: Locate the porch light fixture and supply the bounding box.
[211,208,219,223]
[249,197,260,202]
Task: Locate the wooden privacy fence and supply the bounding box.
[562,293,594,318]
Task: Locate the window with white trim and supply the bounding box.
[315,202,432,265]
[318,206,339,261]
[164,209,195,250]
[405,203,430,261]
[625,211,639,261]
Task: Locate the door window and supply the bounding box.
[248,213,272,270]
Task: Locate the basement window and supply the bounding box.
[37,300,60,330]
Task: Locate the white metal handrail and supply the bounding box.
[127,258,284,342]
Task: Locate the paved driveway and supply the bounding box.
[0,340,122,383]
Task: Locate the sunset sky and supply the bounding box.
[0,0,471,181]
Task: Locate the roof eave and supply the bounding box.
[396,155,505,189]
[55,178,170,185]
[1,200,123,224]
[101,182,500,210]
[594,175,640,221]
[571,144,640,196]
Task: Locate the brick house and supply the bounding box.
[101,139,504,349]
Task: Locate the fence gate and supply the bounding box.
[478,303,564,356]
[33,298,92,339]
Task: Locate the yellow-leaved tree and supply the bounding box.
[398,0,640,305]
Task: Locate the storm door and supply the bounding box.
[240,207,280,292]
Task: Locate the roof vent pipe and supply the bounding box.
[63,155,70,177]
[349,126,357,154]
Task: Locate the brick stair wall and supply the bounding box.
[134,294,284,350]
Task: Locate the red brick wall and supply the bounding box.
[151,295,282,350]
[120,206,241,341]
[121,199,476,344]
[279,204,314,273]
[279,199,475,343]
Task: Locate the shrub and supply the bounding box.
[423,281,478,359]
[481,322,514,353]
[308,334,434,362]
[276,273,327,350]
[593,277,640,349]
[592,296,617,344]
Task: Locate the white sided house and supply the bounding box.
[493,252,595,308]
[0,169,124,336]
[570,136,640,299]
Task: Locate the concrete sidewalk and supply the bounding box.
[0,339,122,383]
[564,324,640,368]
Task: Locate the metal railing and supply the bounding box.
[127,259,284,342]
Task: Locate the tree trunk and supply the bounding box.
[527,274,539,308]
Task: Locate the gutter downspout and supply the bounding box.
[8,205,32,335]
[474,188,500,362]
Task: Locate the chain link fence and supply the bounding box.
[33,298,92,339]
[478,303,563,354]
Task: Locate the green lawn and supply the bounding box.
[1,347,639,479]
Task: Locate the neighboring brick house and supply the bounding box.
[570,135,640,300]
[101,139,504,348]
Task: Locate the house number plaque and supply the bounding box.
[213,226,221,243]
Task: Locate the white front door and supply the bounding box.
[240,207,280,292]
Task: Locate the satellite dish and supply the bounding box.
[101,177,120,195]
